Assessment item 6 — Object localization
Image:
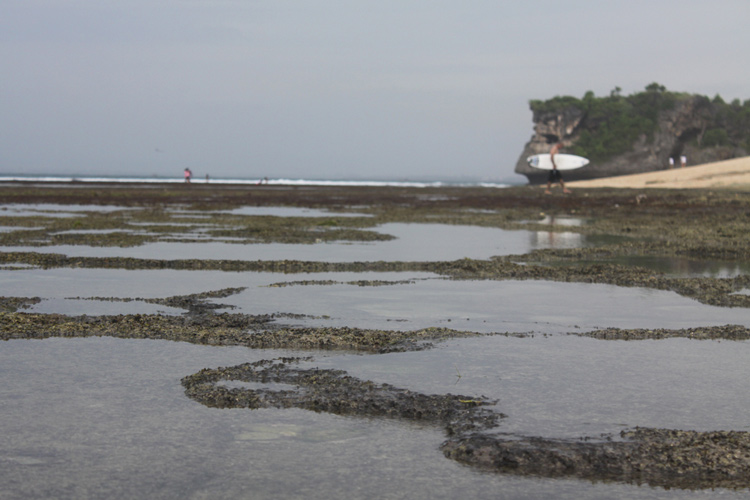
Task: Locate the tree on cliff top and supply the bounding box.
[528,84,750,162]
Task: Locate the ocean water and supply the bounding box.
[0,174,511,188]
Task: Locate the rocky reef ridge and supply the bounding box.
[515,84,750,184]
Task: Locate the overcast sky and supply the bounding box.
[2,1,749,182]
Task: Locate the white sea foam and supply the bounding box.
[0,175,510,189]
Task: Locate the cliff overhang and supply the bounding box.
[515,85,749,184]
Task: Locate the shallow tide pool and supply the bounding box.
[4,268,748,332]
[3,203,750,499]
[2,336,748,500]
[1,222,599,262]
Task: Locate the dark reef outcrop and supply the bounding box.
[184,358,750,490]
[442,428,750,490]
[515,85,750,184]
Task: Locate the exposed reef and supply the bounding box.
[0,286,484,352]
[181,357,501,436]
[443,428,750,490]
[0,296,40,312]
[572,324,750,341]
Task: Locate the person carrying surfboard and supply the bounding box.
[546,143,572,194]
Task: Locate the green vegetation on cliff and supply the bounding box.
[529,84,750,162]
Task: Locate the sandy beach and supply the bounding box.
[567,156,750,190]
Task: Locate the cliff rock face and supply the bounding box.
[515,94,748,184]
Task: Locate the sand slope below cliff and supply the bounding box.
[567,156,750,190]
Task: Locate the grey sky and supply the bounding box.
[2,1,749,181]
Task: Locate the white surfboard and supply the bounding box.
[527,153,589,171]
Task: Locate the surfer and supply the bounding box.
[546,143,571,194]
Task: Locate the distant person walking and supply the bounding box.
[545,142,571,194]
[680,155,687,168]
[184,168,192,183]
[669,157,675,169]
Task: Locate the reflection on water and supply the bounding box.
[528,215,628,250]
[538,255,750,279]
[537,215,587,227]
[1,337,747,500]
[2,222,607,262]
[608,255,750,278]
[530,230,583,249]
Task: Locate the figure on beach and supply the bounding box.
[680,155,687,168]
[545,142,571,194]
[184,168,192,183]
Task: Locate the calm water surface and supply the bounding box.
[3,204,750,499]
[2,223,599,262]
[2,337,748,500]
[5,268,749,332]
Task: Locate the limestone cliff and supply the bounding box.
[515,86,749,184]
